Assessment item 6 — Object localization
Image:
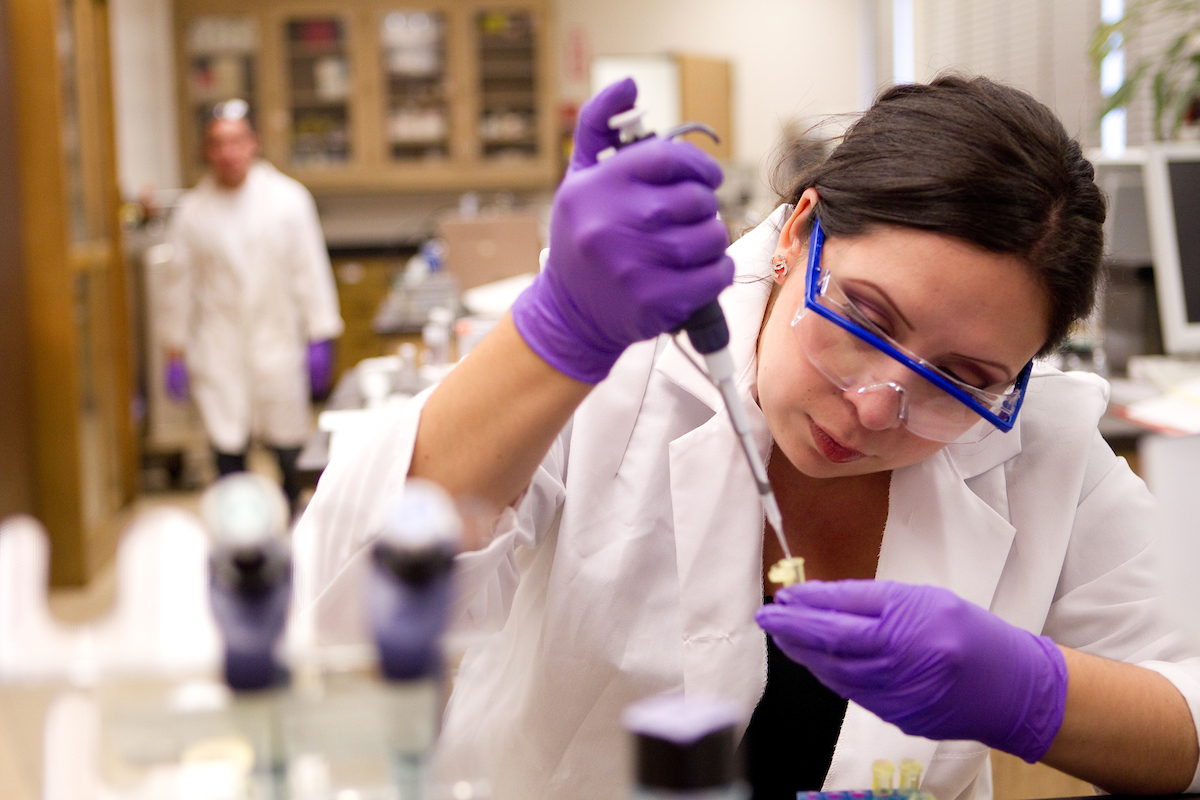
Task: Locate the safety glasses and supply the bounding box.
[791,219,1031,444]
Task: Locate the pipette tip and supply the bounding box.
[762,491,791,560]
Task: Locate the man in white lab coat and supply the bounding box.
[160,100,344,510]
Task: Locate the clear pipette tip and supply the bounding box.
[761,489,789,560]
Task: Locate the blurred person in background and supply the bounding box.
[160,99,343,513]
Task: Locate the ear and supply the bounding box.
[771,188,820,285]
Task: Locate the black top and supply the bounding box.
[738,598,849,800]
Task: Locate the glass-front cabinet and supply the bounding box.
[286,16,351,165]
[477,10,538,160]
[174,0,555,191]
[184,16,259,175]
[381,10,449,162]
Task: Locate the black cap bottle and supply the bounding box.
[623,693,749,800]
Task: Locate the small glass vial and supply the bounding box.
[898,759,922,796]
[871,759,895,797]
[768,557,806,587]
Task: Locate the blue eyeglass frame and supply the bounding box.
[801,219,1032,434]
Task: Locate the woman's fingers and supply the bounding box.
[619,137,725,189]
[571,78,637,171]
[775,579,892,616]
[636,181,721,228]
[755,602,888,657]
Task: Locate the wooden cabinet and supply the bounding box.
[3,0,137,585]
[174,0,557,193]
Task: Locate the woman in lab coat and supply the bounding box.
[296,76,1200,800]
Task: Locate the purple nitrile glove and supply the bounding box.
[568,77,637,174]
[755,580,1069,764]
[307,339,335,401]
[511,85,735,384]
[165,355,189,402]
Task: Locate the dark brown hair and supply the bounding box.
[776,74,1106,356]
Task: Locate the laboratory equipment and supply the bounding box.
[367,478,460,680]
[767,557,806,587]
[424,307,456,381]
[397,341,423,394]
[622,693,747,800]
[796,791,935,800]
[202,473,293,691]
[897,759,922,794]
[1142,143,1200,354]
[360,478,460,800]
[872,759,895,795]
[5,493,454,799]
[606,107,796,571]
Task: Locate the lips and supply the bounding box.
[809,420,866,463]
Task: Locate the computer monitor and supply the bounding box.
[1144,143,1200,354]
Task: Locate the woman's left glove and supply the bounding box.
[755,580,1068,764]
[510,80,734,384]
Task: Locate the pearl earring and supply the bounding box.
[771,254,789,279]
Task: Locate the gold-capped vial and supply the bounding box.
[872,759,895,795]
[898,759,922,794]
[767,557,806,587]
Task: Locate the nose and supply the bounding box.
[845,381,907,431]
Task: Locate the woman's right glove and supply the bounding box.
[511,80,735,384]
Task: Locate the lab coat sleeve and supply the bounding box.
[289,187,344,342]
[1043,430,1200,791]
[159,212,195,351]
[449,420,570,637]
[292,382,570,648]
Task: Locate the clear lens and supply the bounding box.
[793,306,992,442]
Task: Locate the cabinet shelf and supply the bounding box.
[289,45,345,59]
[291,96,350,109]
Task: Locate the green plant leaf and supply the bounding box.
[1091,0,1200,135]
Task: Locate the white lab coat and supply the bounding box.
[160,161,343,452]
[294,208,1200,800]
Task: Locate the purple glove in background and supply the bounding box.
[756,580,1068,764]
[512,81,735,384]
[308,339,335,400]
[165,355,189,402]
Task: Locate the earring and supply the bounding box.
[770,254,789,279]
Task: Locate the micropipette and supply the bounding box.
[607,109,795,567]
[676,295,793,564]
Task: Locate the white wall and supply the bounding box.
[109,0,181,198]
[554,0,869,206]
